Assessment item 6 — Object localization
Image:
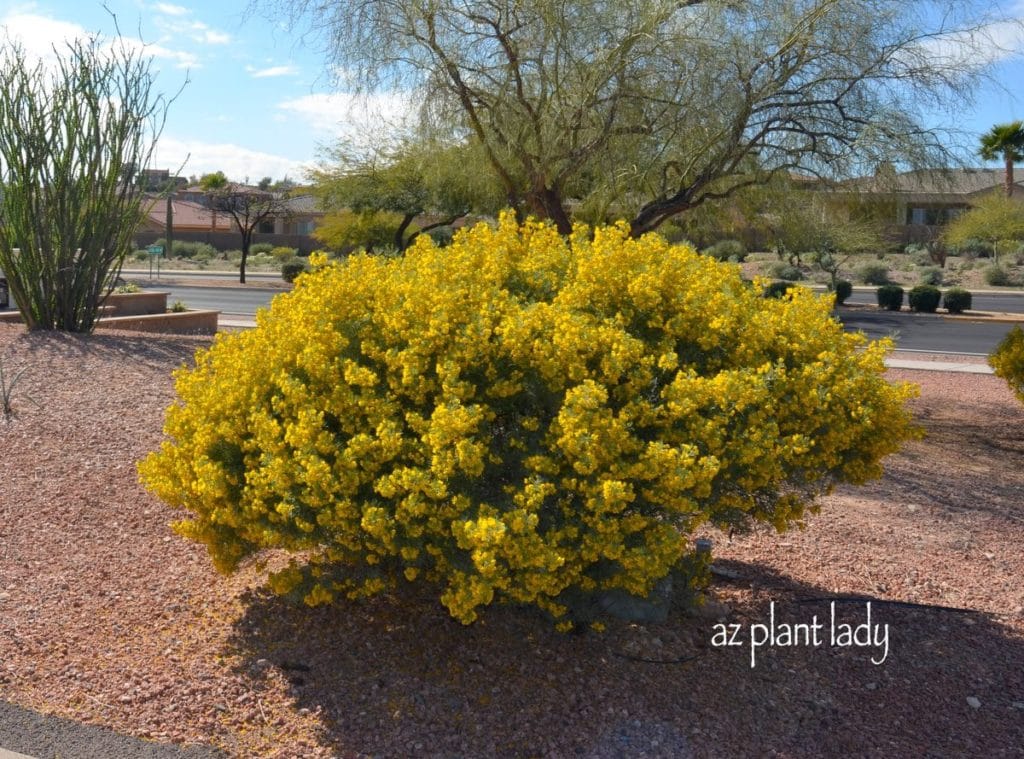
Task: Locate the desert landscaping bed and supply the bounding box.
[0,323,1022,757]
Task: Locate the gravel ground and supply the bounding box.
[1,324,1022,758]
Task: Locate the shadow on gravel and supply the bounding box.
[226,558,1024,758]
[5,329,210,371]
[857,400,1024,524]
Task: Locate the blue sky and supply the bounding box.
[1,0,1024,184]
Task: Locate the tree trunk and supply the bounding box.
[525,187,572,236]
[239,232,251,284]
[1006,152,1015,197]
[395,212,418,251]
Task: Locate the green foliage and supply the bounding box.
[271,246,299,261]
[857,263,890,286]
[0,37,170,332]
[828,279,853,305]
[250,242,275,255]
[942,287,972,314]
[171,241,218,260]
[918,266,944,286]
[908,285,941,313]
[114,282,142,294]
[876,285,904,311]
[312,209,406,254]
[990,326,1024,403]
[281,260,308,283]
[140,215,917,629]
[199,171,228,191]
[170,300,188,313]
[953,238,993,260]
[983,264,1014,286]
[703,239,746,262]
[0,356,35,419]
[768,263,802,281]
[944,195,1024,262]
[763,280,797,299]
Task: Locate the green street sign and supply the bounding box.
[147,245,163,255]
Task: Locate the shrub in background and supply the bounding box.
[908,284,941,313]
[763,280,797,299]
[942,288,972,314]
[272,246,299,262]
[918,266,944,286]
[767,262,802,281]
[140,214,918,630]
[856,262,890,285]
[828,279,853,305]
[281,260,308,283]
[984,265,1014,287]
[955,238,993,260]
[876,284,904,311]
[990,326,1024,403]
[250,242,275,256]
[703,239,746,263]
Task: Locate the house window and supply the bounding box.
[297,220,315,235]
[258,220,275,234]
[906,207,960,226]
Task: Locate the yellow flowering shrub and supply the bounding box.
[990,326,1024,402]
[139,213,917,627]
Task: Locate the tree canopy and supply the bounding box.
[979,121,1024,197]
[260,0,1012,234]
[943,192,1024,262]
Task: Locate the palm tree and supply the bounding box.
[979,121,1024,197]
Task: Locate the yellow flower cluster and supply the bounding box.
[139,212,918,626]
[990,326,1024,403]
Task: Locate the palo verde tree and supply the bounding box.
[260,0,1012,235]
[200,174,290,283]
[942,192,1024,264]
[0,37,170,331]
[309,136,504,251]
[979,121,1024,197]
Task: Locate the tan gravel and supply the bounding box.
[1,324,1022,758]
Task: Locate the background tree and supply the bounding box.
[943,192,1024,264]
[202,178,290,283]
[262,0,1009,235]
[0,37,170,331]
[979,121,1024,197]
[309,136,504,251]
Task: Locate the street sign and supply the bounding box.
[147,245,164,255]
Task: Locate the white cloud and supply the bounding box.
[916,15,1024,70]
[151,5,231,47]
[153,2,189,16]
[154,136,311,182]
[250,64,299,78]
[0,11,199,69]
[277,91,415,150]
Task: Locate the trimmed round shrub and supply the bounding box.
[139,214,918,629]
[763,280,796,299]
[984,265,1013,287]
[703,239,746,263]
[942,287,972,314]
[876,284,904,311]
[250,242,275,256]
[990,326,1024,403]
[908,284,941,313]
[918,266,943,286]
[856,262,890,285]
[767,262,802,281]
[281,260,308,283]
[828,279,853,305]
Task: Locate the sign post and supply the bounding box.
[147,245,163,279]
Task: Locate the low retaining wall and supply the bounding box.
[93,310,219,335]
[102,291,169,316]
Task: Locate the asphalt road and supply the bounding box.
[844,289,1024,314]
[145,284,1020,354]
